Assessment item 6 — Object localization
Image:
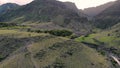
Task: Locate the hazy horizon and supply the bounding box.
[0,0,117,9]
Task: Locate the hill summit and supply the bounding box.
[0,0,91,35]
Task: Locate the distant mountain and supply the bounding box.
[82,1,115,17]
[0,3,19,14]
[95,0,120,29]
[0,0,86,23]
[64,2,79,13]
[0,0,92,35]
[64,2,86,17]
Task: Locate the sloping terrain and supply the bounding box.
[0,0,92,35]
[95,0,120,29]
[76,22,120,53]
[83,1,115,17]
[0,29,113,68]
[0,0,87,23]
[76,23,120,67]
[64,2,87,17]
[0,3,19,15]
[0,0,119,68]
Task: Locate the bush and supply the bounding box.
[70,34,78,39]
[27,29,73,37]
[0,55,7,62]
[0,23,17,27]
[49,30,73,37]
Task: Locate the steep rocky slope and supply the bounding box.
[83,1,114,17]
[0,3,19,15]
[95,0,120,29]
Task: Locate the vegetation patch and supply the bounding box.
[0,23,17,28]
[28,29,73,37]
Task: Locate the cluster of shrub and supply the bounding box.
[49,30,73,37]
[27,29,75,37]
[0,23,17,27]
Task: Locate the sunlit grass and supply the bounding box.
[0,29,49,38]
[76,29,120,48]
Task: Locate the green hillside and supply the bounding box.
[0,0,92,35]
[0,29,113,68]
[0,3,19,15]
[0,0,83,23]
[76,23,120,57]
[0,0,120,68]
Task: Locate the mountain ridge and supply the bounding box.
[0,3,19,15]
[82,1,115,17]
[0,0,92,35]
[95,0,120,29]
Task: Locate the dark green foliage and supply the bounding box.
[111,59,118,67]
[52,62,65,68]
[27,29,47,33]
[98,50,106,56]
[0,55,7,62]
[60,49,75,58]
[49,42,63,50]
[27,29,73,37]
[34,50,46,59]
[44,62,65,68]
[49,30,73,37]
[0,23,17,27]
[84,34,89,37]
[27,28,31,32]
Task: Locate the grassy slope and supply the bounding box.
[0,29,112,68]
[76,27,120,49]
[76,23,120,57]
